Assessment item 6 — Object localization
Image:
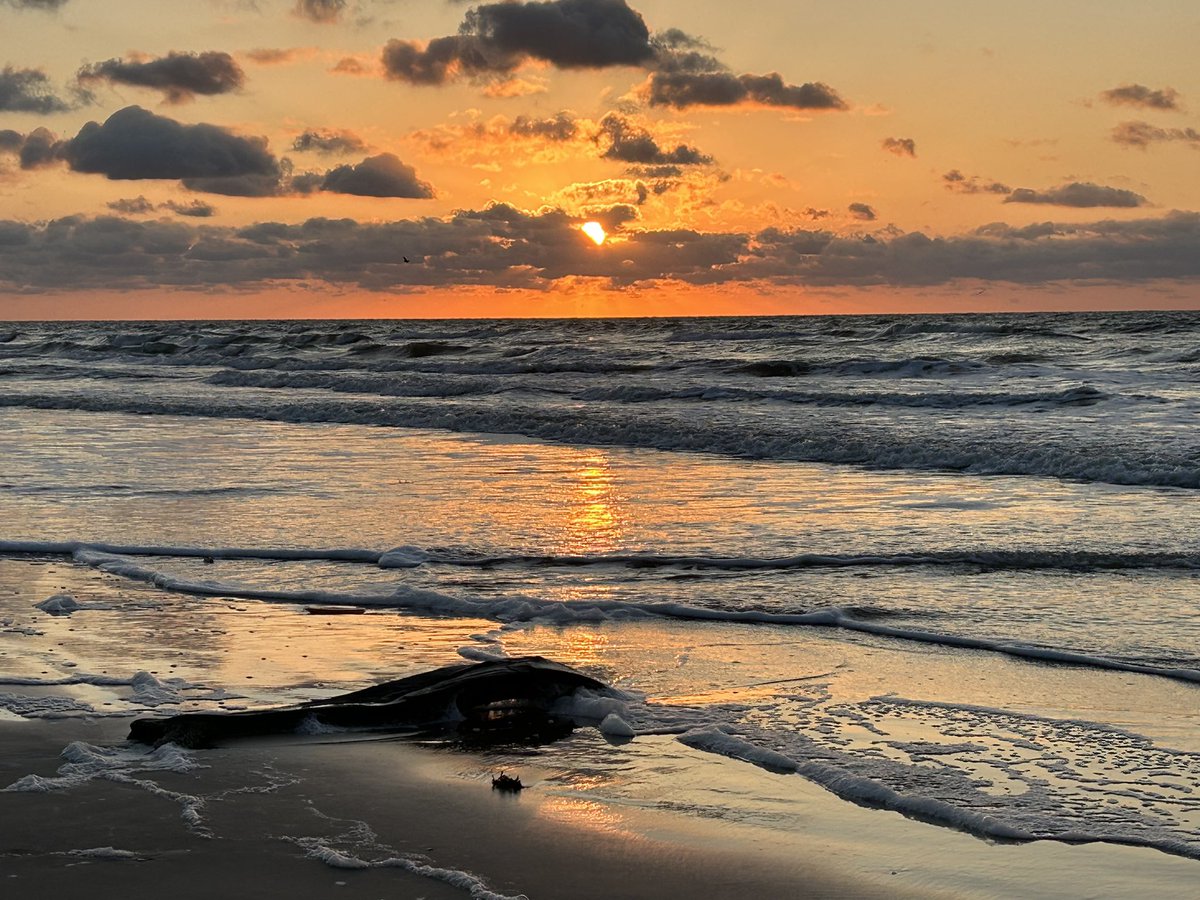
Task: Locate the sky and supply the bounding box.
[2,0,1199,318]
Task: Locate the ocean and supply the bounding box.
[1,311,1199,890]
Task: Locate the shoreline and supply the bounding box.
[6,713,1200,899]
[1,717,926,900]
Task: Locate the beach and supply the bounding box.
[2,314,1199,897]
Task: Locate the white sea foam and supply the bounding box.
[65,847,141,860]
[0,692,106,719]
[4,740,207,833]
[14,546,1195,686]
[1,382,1198,487]
[6,538,1199,575]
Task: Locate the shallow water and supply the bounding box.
[1,314,1199,887]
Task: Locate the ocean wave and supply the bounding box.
[0,388,1194,488]
[19,548,1198,686]
[731,356,985,378]
[8,540,1200,574]
[576,382,1108,408]
[869,320,1091,341]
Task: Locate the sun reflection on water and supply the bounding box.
[559,453,627,556]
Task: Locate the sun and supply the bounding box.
[580,221,607,245]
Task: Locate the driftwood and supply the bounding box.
[128,656,606,749]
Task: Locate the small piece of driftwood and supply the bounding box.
[492,772,524,792]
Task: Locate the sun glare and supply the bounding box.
[581,221,607,245]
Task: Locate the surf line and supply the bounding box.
[30,547,1200,689]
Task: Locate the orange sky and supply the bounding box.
[2,0,1199,318]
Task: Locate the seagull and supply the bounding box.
[403,256,411,263]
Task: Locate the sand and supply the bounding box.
[1,716,928,899]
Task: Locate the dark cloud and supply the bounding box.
[0,65,72,113]
[1100,84,1182,111]
[106,196,156,215]
[943,169,1011,194]
[0,126,62,169]
[1111,120,1200,149]
[644,70,846,111]
[376,0,846,114]
[848,202,877,221]
[291,128,368,155]
[881,137,916,157]
[105,196,217,218]
[464,0,655,68]
[182,173,287,197]
[509,112,579,142]
[319,153,434,198]
[5,209,1200,292]
[1005,182,1147,208]
[382,0,655,85]
[294,0,346,23]
[61,106,280,183]
[0,0,70,9]
[76,52,245,104]
[163,199,217,217]
[380,34,523,85]
[597,113,712,165]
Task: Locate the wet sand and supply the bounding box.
[1,716,926,899]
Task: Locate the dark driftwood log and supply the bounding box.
[128,656,607,748]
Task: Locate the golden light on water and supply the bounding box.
[581,221,607,245]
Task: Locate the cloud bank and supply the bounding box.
[4,206,1199,294]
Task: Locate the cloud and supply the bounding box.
[1100,84,1182,111]
[106,196,156,214]
[0,65,73,113]
[381,0,654,85]
[0,127,62,169]
[376,0,847,115]
[291,128,368,155]
[243,48,307,66]
[881,137,916,157]
[331,56,373,76]
[463,0,656,68]
[61,105,280,182]
[411,111,586,165]
[5,208,1200,292]
[1112,120,1200,149]
[482,76,548,97]
[163,199,217,217]
[943,169,1011,194]
[106,196,217,217]
[644,70,846,111]
[294,0,346,23]
[552,177,651,212]
[597,113,712,164]
[76,52,245,104]
[49,109,433,199]
[1004,182,1147,208]
[319,153,434,197]
[509,112,580,142]
[848,202,877,221]
[0,0,70,9]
